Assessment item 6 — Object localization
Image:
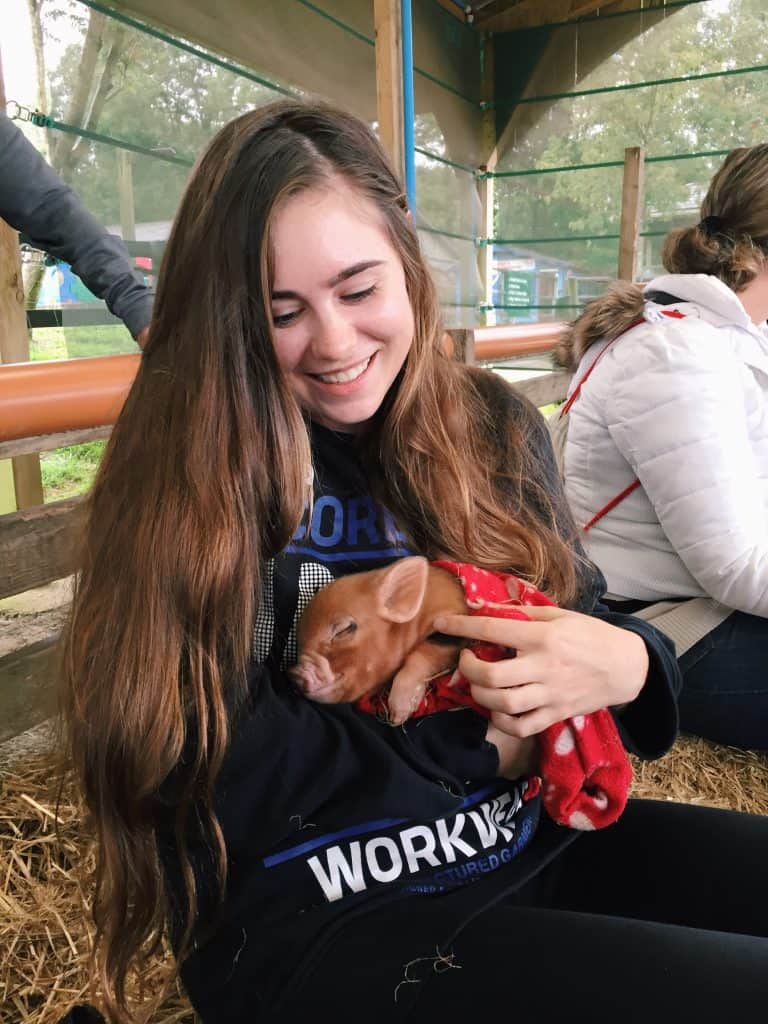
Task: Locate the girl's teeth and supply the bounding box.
[316,357,371,384]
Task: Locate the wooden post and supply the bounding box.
[374,0,405,180]
[116,149,136,241]
[0,53,44,510]
[479,34,496,324]
[618,146,645,281]
[478,173,494,323]
[443,328,475,365]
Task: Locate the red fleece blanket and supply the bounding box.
[357,561,632,831]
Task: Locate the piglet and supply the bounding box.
[291,557,633,832]
[291,556,468,723]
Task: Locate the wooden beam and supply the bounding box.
[0,225,32,368]
[0,497,85,601]
[570,0,616,17]
[617,146,645,281]
[480,0,623,32]
[0,425,112,461]
[0,52,44,510]
[374,0,404,179]
[0,635,59,744]
[470,0,510,23]
[433,0,470,21]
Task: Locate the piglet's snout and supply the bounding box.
[290,652,338,701]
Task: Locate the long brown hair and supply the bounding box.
[61,99,578,1021]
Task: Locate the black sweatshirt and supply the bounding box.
[162,369,680,1022]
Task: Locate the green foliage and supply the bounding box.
[495,0,768,275]
[33,0,768,300]
[45,2,280,224]
[41,440,105,501]
[30,325,137,360]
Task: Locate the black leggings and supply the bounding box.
[275,800,768,1023]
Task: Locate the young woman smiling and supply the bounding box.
[61,101,768,1024]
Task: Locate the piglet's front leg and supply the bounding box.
[387,640,463,725]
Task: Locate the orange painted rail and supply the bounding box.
[0,323,565,443]
[474,321,564,361]
[0,353,140,442]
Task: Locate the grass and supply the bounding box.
[30,324,138,361]
[41,442,105,502]
[28,326,133,503]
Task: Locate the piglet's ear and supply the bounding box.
[376,557,429,624]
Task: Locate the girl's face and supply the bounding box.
[269,180,415,433]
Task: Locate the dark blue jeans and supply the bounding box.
[679,610,768,751]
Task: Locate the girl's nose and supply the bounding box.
[309,305,357,364]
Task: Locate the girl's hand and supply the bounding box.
[433,604,648,738]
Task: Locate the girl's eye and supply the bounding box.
[342,285,377,303]
[331,619,358,641]
[272,285,376,325]
[272,309,301,327]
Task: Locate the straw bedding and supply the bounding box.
[2,740,767,1024]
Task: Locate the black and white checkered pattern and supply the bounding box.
[252,557,335,669]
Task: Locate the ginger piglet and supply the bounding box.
[290,557,633,832]
[290,556,468,722]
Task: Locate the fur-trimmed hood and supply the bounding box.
[553,281,645,372]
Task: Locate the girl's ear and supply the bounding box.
[375,557,429,623]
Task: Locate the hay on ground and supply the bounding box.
[0,755,194,1024]
[629,735,768,815]
[1,738,767,1023]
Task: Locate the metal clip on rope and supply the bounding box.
[5,100,53,128]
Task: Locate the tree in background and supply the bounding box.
[31,0,278,228]
[495,0,768,276]
[26,0,768,282]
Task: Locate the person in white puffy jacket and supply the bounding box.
[555,144,768,752]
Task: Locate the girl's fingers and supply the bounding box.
[516,603,564,621]
[457,648,544,690]
[470,681,547,717]
[490,706,560,739]
[433,613,545,650]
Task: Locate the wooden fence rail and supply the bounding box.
[0,498,86,601]
[0,324,571,749]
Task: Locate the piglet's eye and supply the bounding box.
[331,619,358,641]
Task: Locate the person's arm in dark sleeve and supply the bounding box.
[0,112,153,341]
[592,606,680,759]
